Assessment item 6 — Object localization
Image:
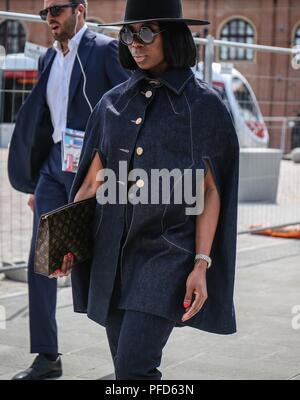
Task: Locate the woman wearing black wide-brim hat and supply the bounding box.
[56,0,240,380]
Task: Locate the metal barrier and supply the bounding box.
[264,117,300,154]
[0,11,299,272]
[0,148,32,268]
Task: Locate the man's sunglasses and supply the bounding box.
[39,3,78,21]
[119,26,165,46]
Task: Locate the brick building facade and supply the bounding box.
[1,0,300,144]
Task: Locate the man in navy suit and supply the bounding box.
[8,0,128,380]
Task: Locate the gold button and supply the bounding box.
[136,147,144,156]
[135,117,143,125]
[145,90,153,98]
[136,179,145,188]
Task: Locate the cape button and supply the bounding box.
[145,90,153,98]
[135,117,143,125]
[136,179,145,188]
[136,147,144,156]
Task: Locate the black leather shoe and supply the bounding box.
[12,354,62,380]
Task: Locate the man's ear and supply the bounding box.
[78,4,85,16]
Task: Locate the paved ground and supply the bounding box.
[0,236,300,380]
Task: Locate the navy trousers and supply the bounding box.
[27,143,75,354]
[105,303,175,380]
[105,222,175,380]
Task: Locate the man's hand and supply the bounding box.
[27,195,35,212]
[182,261,208,322]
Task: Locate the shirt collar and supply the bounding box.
[53,24,88,53]
[127,67,194,95]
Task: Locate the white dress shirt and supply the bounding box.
[47,24,88,143]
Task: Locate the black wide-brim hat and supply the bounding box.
[98,0,210,27]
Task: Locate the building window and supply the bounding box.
[219,18,255,61]
[295,25,300,46]
[0,20,26,54]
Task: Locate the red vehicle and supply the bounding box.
[0,53,38,147]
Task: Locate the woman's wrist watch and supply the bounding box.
[194,253,212,269]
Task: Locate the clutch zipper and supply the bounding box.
[41,197,96,220]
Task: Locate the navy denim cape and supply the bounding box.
[70,66,240,335]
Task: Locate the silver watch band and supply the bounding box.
[194,253,212,269]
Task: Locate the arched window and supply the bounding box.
[294,25,300,46]
[0,20,26,54]
[219,18,255,61]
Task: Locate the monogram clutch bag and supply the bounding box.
[34,197,96,276]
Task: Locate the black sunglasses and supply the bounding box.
[39,3,78,21]
[119,26,165,46]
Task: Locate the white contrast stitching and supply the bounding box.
[160,91,194,233]
[161,234,194,255]
[165,88,179,115]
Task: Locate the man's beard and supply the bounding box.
[52,15,76,42]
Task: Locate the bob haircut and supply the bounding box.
[118,22,197,70]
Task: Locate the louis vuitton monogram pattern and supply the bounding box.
[34,198,96,276]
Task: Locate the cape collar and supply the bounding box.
[127,67,194,95]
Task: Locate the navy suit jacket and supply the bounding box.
[8,29,129,194]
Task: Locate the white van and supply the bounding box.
[193,62,269,148]
[0,53,38,147]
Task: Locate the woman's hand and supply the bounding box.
[181,163,219,322]
[182,261,208,322]
[49,253,75,279]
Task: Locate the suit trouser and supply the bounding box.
[27,143,75,354]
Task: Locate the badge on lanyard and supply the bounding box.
[61,128,85,173]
